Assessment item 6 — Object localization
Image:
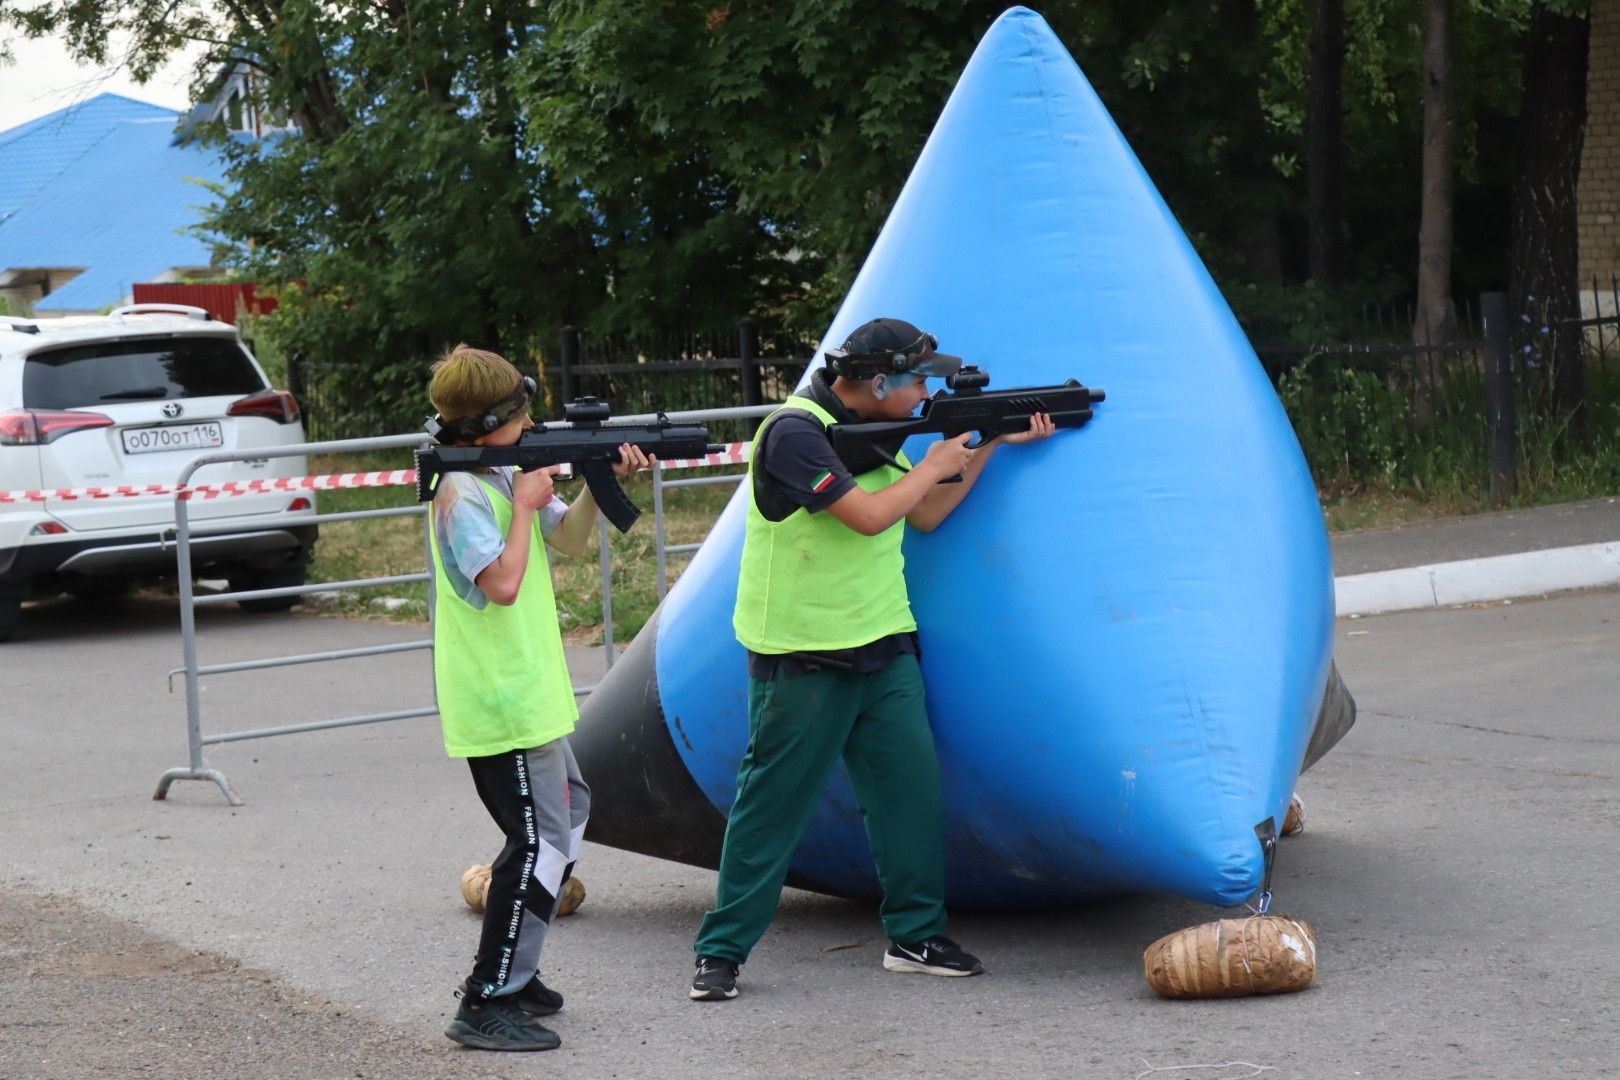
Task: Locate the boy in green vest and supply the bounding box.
[426,345,651,1050]
[690,318,1057,1001]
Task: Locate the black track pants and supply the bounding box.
[465,737,590,997]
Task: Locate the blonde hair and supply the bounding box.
[428,344,524,421]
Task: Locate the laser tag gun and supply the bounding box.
[414,396,721,532]
[824,365,1105,480]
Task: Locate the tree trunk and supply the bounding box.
[1306,0,1345,284]
[1509,3,1591,439]
[1228,0,1285,283]
[292,70,349,142]
[1415,0,1457,349]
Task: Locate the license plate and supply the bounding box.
[120,421,225,455]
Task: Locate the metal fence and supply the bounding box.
[539,322,812,448]
[1248,282,1620,385]
[290,321,817,444]
[153,404,772,806]
[284,288,1620,503]
[1248,285,1620,499]
[154,433,437,806]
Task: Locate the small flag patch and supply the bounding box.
[810,470,836,494]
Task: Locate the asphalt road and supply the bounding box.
[1,589,1616,1079]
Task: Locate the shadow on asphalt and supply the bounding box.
[13,592,305,645]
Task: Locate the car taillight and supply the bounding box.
[227,389,301,424]
[0,409,116,445]
[287,497,312,511]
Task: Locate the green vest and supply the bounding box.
[431,475,578,757]
[733,396,917,653]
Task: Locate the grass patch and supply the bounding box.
[1321,476,1620,532]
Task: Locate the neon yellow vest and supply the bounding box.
[733,397,916,653]
[431,475,578,757]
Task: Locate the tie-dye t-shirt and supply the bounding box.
[431,468,569,609]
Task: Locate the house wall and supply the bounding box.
[0,270,84,314]
[1579,0,1620,315]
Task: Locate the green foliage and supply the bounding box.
[1278,347,1620,501]
[0,0,1573,447]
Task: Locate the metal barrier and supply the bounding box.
[153,404,774,806]
[652,465,747,602]
[153,433,434,806]
[590,404,768,667]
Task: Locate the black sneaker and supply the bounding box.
[513,976,564,1017]
[883,935,984,977]
[445,991,561,1051]
[689,955,740,1001]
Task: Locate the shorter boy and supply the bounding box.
[426,344,650,1051]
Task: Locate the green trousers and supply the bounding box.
[693,654,947,963]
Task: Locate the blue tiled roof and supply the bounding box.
[0,93,229,312]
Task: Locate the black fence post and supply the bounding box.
[286,351,305,404]
[738,317,762,434]
[1481,291,1516,504]
[559,325,579,404]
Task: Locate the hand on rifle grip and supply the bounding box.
[922,432,974,483]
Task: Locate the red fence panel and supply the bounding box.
[130,283,278,325]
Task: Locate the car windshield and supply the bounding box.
[23,337,265,409]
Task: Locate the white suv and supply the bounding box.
[0,304,318,641]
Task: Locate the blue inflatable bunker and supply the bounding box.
[572,6,1354,908]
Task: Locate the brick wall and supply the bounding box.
[1579,0,1620,312]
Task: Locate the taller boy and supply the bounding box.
[689,319,1057,1000]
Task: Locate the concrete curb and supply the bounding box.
[1335,540,1620,616]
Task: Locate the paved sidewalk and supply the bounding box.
[1330,495,1620,574]
[1330,495,1620,614]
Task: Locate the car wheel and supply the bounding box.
[232,562,308,614]
[0,580,22,642]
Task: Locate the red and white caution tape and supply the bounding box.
[0,445,751,504]
[0,469,415,504]
[655,443,751,471]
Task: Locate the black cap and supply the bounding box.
[826,317,962,379]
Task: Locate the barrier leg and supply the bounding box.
[154,767,244,807]
[153,494,244,808]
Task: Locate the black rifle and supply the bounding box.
[824,365,1105,478]
[414,397,721,532]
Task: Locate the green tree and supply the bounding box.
[538,1,1322,323]
[1508,0,1591,436]
[0,0,1567,413]
[2,0,785,429]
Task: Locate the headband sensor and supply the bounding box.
[425,375,537,444]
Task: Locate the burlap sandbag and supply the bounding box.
[1283,793,1306,836]
[460,864,493,912]
[459,864,585,917]
[1143,916,1317,998]
[556,876,586,917]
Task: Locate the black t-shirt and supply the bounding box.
[746,368,919,679]
[752,368,859,522]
